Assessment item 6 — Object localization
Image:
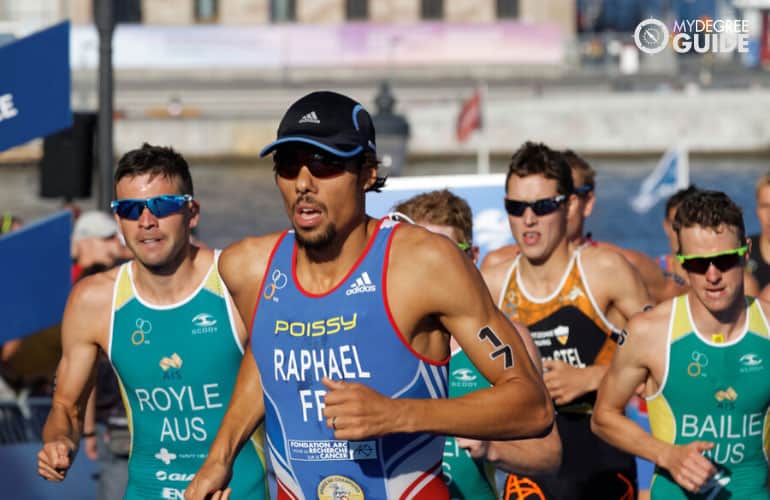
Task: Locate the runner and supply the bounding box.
[482,149,687,304]
[185,91,553,500]
[484,141,650,499]
[592,189,770,499]
[36,144,268,499]
[561,150,686,303]
[660,186,760,297]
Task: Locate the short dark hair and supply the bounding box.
[393,189,473,243]
[673,190,745,250]
[114,143,194,197]
[506,142,574,195]
[562,149,595,188]
[664,185,699,220]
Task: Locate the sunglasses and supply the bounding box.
[110,194,192,220]
[575,184,594,198]
[676,245,748,274]
[504,195,567,217]
[274,151,353,179]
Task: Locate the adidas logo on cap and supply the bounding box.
[346,272,376,296]
[299,111,320,124]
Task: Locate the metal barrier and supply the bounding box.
[0,401,30,444]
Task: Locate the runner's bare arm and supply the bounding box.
[588,247,652,325]
[38,275,110,481]
[460,425,562,475]
[185,344,264,500]
[385,228,552,440]
[457,321,561,474]
[591,308,716,493]
[224,287,249,347]
[186,236,278,499]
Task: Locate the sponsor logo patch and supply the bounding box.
[346,272,376,296]
[318,475,364,500]
[154,448,177,465]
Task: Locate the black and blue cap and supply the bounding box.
[259,91,377,158]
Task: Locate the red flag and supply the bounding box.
[456,89,482,142]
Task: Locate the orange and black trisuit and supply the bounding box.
[499,248,636,500]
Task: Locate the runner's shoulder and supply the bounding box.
[64,267,119,339]
[625,298,673,339]
[70,266,119,310]
[580,243,636,275]
[220,232,285,277]
[389,223,474,283]
[480,244,519,272]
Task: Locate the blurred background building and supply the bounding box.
[3,1,770,229]
[2,0,770,164]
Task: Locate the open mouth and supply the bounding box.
[521,231,541,246]
[295,204,323,228]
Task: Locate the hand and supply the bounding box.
[37,437,76,481]
[321,377,399,440]
[184,459,232,500]
[659,441,716,493]
[84,435,98,460]
[542,360,598,406]
[455,438,490,460]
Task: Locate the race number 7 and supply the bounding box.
[477,326,514,369]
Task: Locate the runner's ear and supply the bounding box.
[361,162,378,191]
[565,193,580,222]
[582,191,596,218]
[187,199,201,229]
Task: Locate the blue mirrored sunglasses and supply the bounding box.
[110,194,192,220]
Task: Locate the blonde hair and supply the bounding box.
[393,189,473,244]
[756,172,770,198]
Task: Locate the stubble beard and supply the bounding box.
[295,223,337,251]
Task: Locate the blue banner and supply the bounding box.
[0,21,72,153]
[0,211,72,342]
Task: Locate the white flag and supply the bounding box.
[630,145,690,214]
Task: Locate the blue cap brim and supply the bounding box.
[259,137,364,158]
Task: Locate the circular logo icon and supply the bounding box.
[687,351,709,377]
[634,18,669,54]
[263,269,288,301]
[317,475,364,500]
[131,318,153,345]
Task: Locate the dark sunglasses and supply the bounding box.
[676,246,748,274]
[504,195,567,217]
[273,151,353,179]
[575,184,594,198]
[110,194,192,220]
